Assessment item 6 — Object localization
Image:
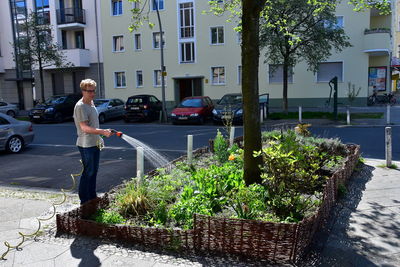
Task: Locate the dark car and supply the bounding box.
[94,98,125,124]
[171,96,214,125]
[124,94,162,122]
[29,94,81,123]
[212,93,269,124]
[0,113,34,153]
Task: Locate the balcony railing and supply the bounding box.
[363,29,391,54]
[56,8,86,25]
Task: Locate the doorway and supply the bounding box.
[175,77,203,102]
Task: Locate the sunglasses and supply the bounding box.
[82,89,96,93]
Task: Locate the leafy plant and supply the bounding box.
[214,130,229,164]
[295,123,311,137]
[229,184,267,220]
[94,209,125,224]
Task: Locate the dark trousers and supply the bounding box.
[78,146,100,204]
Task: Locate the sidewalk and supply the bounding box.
[1,159,399,266]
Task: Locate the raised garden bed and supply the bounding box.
[56,134,360,264]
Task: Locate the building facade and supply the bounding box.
[100,0,392,108]
[0,0,104,110]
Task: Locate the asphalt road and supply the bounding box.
[0,119,398,193]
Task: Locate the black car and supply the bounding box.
[124,94,162,122]
[29,94,82,123]
[212,93,269,124]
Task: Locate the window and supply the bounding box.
[113,35,124,52]
[179,2,194,38]
[211,26,224,45]
[317,62,343,82]
[35,0,50,25]
[153,32,165,49]
[153,70,166,87]
[238,66,242,85]
[134,33,141,50]
[211,67,225,85]
[0,117,10,125]
[152,0,164,11]
[132,1,139,9]
[269,64,293,83]
[112,0,123,16]
[75,31,85,49]
[136,70,143,87]
[180,42,195,63]
[114,72,126,87]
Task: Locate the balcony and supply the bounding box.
[56,8,86,29]
[0,57,4,73]
[41,49,90,69]
[363,28,391,56]
[62,48,90,67]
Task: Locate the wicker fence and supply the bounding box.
[57,144,360,264]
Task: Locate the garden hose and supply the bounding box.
[0,160,83,260]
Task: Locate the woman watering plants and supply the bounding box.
[73,79,114,204]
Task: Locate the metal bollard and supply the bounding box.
[260,109,264,123]
[347,108,350,125]
[299,106,302,123]
[387,104,391,125]
[187,135,193,164]
[385,127,392,167]
[136,147,144,179]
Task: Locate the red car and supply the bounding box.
[170,96,214,124]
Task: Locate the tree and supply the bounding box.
[127,0,390,186]
[12,12,71,103]
[259,0,352,113]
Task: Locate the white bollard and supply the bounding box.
[387,104,391,125]
[260,109,264,123]
[386,127,392,167]
[136,147,144,179]
[187,135,193,164]
[229,127,235,147]
[347,108,351,125]
[299,106,302,123]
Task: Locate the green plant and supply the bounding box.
[214,129,229,164]
[115,180,155,217]
[94,209,125,224]
[347,82,361,106]
[295,123,311,137]
[377,163,398,169]
[229,184,267,220]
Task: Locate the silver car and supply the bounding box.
[94,98,125,124]
[0,113,34,153]
[0,101,19,118]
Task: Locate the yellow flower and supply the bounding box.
[228,154,235,161]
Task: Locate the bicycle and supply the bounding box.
[367,90,396,106]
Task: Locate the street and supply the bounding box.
[1,120,399,193]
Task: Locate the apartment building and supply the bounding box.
[0,0,104,110]
[100,0,392,108]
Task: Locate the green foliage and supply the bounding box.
[229,184,267,220]
[347,82,362,106]
[214,130,229,164]
[94,209,125,224]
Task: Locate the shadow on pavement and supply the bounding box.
[300,163,400,266]
[70,236,101,267]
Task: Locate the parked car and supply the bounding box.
[29,94,81,123]
[0,113,34,153]
[171,96,214,125]
[94,98,125,124]
[212,93,269,124]
[0,101,19,118]
[124,94,162,122]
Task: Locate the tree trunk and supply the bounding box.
[242,0,264,185]
[39,58,45,103]
[283,59,289,114]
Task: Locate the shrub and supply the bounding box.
[214,129,229,164]
[94,209,125,224]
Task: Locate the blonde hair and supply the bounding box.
[80,79,97,90]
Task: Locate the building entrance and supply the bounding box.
[174,77,203,102]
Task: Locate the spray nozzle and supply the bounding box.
[111,129,123,137]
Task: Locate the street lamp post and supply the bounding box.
[154,0,167,122]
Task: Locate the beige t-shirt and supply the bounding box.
[73,99,103,148]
